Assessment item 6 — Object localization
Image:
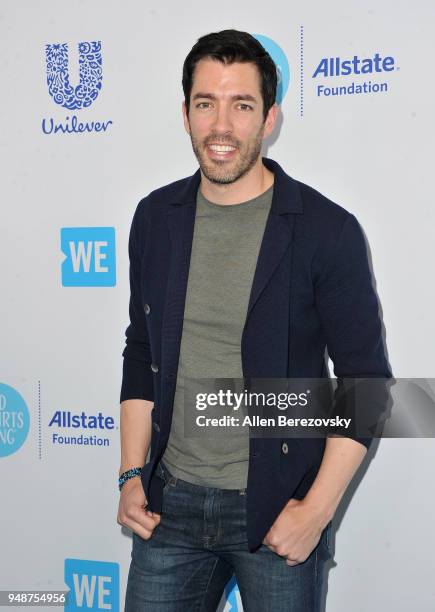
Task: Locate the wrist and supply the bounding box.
[119,463,144,477]
[118,466,143,491]
[300,495,334,528]
[120,475,141,490]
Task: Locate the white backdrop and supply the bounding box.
[1,1,434,610]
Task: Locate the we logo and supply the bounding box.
[61,227,116,287]
[64,559,119,611]
[45,41,102,110]
[223,576,244,611]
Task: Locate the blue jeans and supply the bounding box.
[125,460,332,611]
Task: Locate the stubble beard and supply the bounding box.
[189,125,265,185]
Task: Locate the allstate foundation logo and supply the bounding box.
[48,410,116,448]
[253,34,290,104]
[61,227,116,287]
[311,52,398,99]
[64,559,119,611]
[0,383,30,457]
[42,40,113,135]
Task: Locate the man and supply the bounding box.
[117,29,391,611]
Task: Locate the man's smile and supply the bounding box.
[206,143,238,159]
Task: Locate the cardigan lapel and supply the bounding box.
[160,202,197,402]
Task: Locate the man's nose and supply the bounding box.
[212,104,233,133]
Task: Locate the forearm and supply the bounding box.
[119,399,154,476]
[302,436,367,525]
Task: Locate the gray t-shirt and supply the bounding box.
[161,182,274,488]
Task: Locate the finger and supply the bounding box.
[123,507,161,531]
[148,511,161,518]
[123,513,161,540]
[140,505,161,519]
[128,521,157,541]
[138,508,161,527]
[117,509,158,538]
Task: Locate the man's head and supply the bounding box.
[182,29,279,185]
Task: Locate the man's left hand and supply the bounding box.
[262,498,327,566]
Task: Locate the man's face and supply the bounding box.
[182,58,277,185]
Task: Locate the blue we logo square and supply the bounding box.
[64,558,119,611]
[61,227,116,286]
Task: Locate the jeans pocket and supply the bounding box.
[157,461,176,492]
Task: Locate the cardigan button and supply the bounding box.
[151,363,159,373]
[152,421,160,433]
[281,442,289,454]
[144,303,150,315]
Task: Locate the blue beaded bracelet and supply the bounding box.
[118,467,142,491]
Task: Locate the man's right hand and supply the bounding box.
[117,476,161,540]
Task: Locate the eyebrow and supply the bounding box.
[192,92,258,103]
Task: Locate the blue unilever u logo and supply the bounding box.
[61,227,116,287]
[45,41,102,110]
[65,559,119,611]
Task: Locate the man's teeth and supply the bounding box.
[208,145,236,152]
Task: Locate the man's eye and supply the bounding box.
[238,103,253,111]
[196,102,211,109]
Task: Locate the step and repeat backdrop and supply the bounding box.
[1,1,434,610]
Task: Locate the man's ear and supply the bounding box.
[263,103,279,140]
[182,100,191,135]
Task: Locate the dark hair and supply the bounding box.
[182,29,277,122]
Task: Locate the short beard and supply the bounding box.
[189,127,264,185]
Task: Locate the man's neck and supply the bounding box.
[199,158,274,205]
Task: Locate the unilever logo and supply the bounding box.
[42,40,113,135]
[64,559,119,611]
[61,227,116,287]
[46,41,102,110]
[253,34,290,104]
[0,383,30,457]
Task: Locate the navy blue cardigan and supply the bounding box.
[120,157,391,551]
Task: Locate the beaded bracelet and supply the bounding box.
[118,467,142,491]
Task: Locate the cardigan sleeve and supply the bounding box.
[119,197,155,403]
[314,213,392,450]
